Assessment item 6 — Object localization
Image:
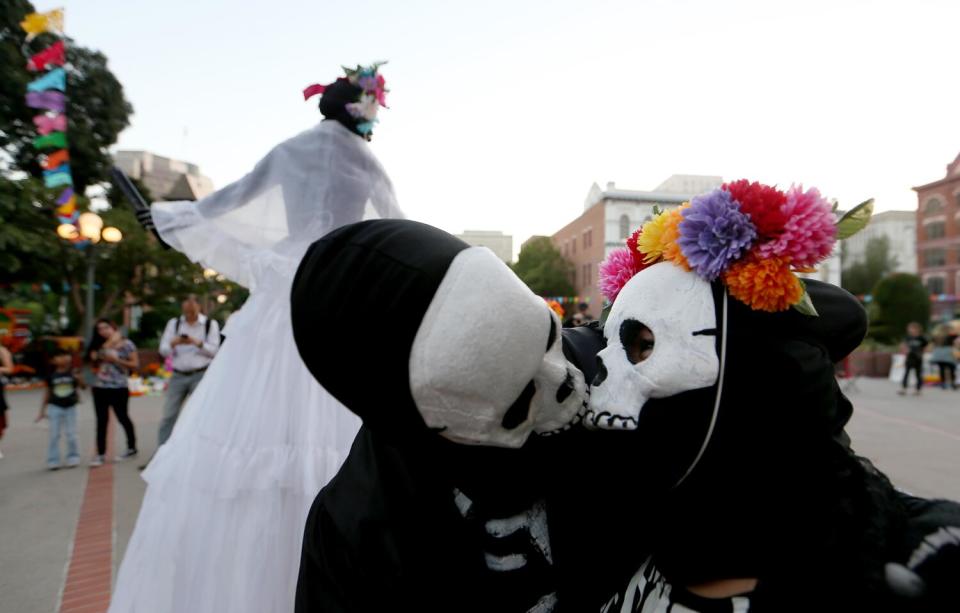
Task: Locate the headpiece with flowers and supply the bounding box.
[598,180,873,314]
[303,62,389,136]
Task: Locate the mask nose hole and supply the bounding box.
[592,357,607,387]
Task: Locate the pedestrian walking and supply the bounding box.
[931,324,958,390]
[86,319,138,466]
[898,321,928,396]
[155,294,220,447]
[35,350,82,469]
[0,339,13,459]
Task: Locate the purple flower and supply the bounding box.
[678,189,757,280]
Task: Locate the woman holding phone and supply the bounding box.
[86,319,138,466]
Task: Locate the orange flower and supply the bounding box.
[660,205,691,270]
[723,256,803,312]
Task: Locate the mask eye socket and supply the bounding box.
[620,319,654,364]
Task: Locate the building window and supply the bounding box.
[924,248,947,267]
[619,214,630,240]
[572,236,577,255]
[926,221,946,240]
[927,276,945,295]
[926,198,944,214]
[583,229,592,249]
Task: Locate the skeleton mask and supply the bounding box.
[587,262,720,430]
[410,247,586,448]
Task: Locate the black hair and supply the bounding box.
[318,78,366,138]
[85,318,117,361]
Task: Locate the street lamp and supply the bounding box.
[67,212,122,341]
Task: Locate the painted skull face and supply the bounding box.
[409,247,587,448]
[586,263,720,430]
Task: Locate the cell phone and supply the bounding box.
[180,334,189,339]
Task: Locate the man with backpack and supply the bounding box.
[156,294,221,446]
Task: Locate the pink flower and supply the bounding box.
[755,185,837,267]
[598,248,639,303]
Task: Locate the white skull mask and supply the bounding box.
[410,247,586,448]
[586,263,720,430]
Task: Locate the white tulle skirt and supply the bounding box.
[109,271,361,613]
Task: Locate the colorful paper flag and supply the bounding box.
[43,165,73,188]
[20,9,64,41]
[56,187,74,204]
[41,148,70,169]
[33,131,67,150]
[56,196,77,216]
[25,91,65,112]
[27,41,66,72]
[33,114,67,135]
[27,67,66,92]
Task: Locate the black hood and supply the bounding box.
[291,219,469,438]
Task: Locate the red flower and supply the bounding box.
[722,179,788,239]
[625,227,649,271]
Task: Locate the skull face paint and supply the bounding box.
[587,262,720,430]
[409,247,587,448]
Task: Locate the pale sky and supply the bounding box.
[59,0,960,250]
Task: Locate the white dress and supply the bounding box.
[109,120,404,613]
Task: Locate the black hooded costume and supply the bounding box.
[290,221,960,612]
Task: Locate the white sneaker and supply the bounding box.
[89,455,104,467]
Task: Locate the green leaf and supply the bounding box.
[793,290,819,316]
[652,205,662,216]
[836,198,874,240]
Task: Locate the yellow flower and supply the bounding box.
[723,256,803,312]
[637,204,689,265]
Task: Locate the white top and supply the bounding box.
[150,120,403,290]
[159,314,220,372]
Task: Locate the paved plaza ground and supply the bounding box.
[0,376,958,612]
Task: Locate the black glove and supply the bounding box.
[886,494,960,609]
[135,208,155,231]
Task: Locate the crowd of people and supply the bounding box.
[2,61,959,612]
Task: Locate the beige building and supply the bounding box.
[550,175,722,309]
[113,150,215,201]
[457,230,514,263]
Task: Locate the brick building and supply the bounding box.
[914,152,960,319]
[550,175,722,309]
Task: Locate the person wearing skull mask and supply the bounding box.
[288,204,960,613]
[290,219,602,612]
[109,64,401,613]
[580,181,960,612]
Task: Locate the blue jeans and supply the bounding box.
[47,405,79,466]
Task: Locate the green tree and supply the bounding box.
[511,237,575,296]
[867,273,930,344]
[1,0,132,194]
[841,235,898,296]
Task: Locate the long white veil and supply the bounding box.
[151,120,404,289]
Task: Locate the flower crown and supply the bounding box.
[303,62,389,135]
[598,180,873,315]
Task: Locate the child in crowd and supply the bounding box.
[36,350,82,470]
[899,322,929,396]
